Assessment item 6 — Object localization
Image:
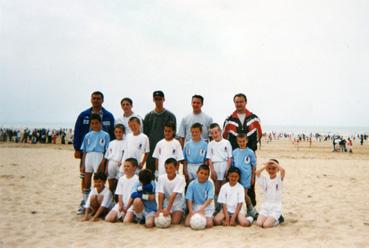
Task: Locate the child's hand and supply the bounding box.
[163,209,170,217]
[224,215,230,226]
[230,216,237,226]
[155,210,161,218]
[91,216,98,222]
[81,215,89,221]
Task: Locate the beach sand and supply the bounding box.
[1,140,369,248]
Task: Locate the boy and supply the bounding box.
[185,164,214,228]
[207,123,232,196]
[183,123,208,182]
[104,124,126,193]
[156,158,186,224]
[232,133,257,218]
[152,122,184,177]
[105,158,139,223]
[82,172,113,221]
[81,114,110,204]
[214,167,252,227]
[255,159,285,228]
[120,117,150,173]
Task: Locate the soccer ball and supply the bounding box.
[190,213,206,230]
[154,213,171,228]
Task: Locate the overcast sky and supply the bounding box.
[1,0,369,128]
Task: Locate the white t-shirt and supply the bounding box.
[115,174,139,207]
[152,139,184,176]
[115,113,143,135]
[217,182,245,213]
[206,139,232,163]
[104,139,126,162]
[157,174,186,202]
[256,175,283,205]
[85,187,113,209]
[121,133,150,163]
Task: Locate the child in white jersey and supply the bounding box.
[207,123,232,196]
[105,158,139,223]
[81,114,110,204]
[82,172,113,222]
[256,159,285,228]
[120,117,150,173]
[156,158,186,225]
[153,122,184,178]
[214,167,253,227]
[185,164,214,228]
[104,124,126,193]
[183,123,208,182]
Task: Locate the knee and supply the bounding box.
[133,198,143,206]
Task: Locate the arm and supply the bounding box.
[278,164,285,181]
[222,204,230,226]
[230,203,243,226]
[251,166,256,185]
[179,137,185,148]
[182,160,189,182]
[140,153,149,170]
[226,157,232,171]
[156,192,165,217]
[154,159,159,178]
[118,195,124,212]
[164,192,177,216]
[209,160,217,182]
[197,199,213,214]
[82,208,90,221]
[91,206,108,221]
[187,200,194,216]
[255,165,267,178]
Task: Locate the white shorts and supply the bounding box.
[213,161,227,181]
[107,160,120,179]
[187,163,201,180]
[259,202,282,221]
[85,152,104,173]
[193,203,215,218]
[110,203,133,219]
[164,198,185,213]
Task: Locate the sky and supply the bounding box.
[1,0,369,129]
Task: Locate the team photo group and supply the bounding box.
[73,90,285,230]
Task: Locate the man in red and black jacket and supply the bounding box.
[223,93,262,208]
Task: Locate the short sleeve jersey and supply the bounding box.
[256,175,283,205]
[115,174,139,207]
[121,133,150,163]
[206,139,232,163]
[178,112,213,142]
[232,147,256,188]
[80,130,110,153]
[152,139,184,176]
[131,181,157,212]
[104,139,126,162]
[85,187,113,209]
[183,139,208,164]
[157,174,186,203]
[185,179,214,205]
[115,113,143,135]
[217,182,245,213]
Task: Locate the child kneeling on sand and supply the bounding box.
[82,172,113,221]
[255,159,285,228]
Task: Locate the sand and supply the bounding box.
[1,140,369,248]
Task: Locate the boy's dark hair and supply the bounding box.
[90,113,102,122]
[269,158,279,164]
[121,97,133,106]
[192,94,204,104]
[233,93,247,102]
[191,122,203,132]
[209,123,221,130]
[91,91,104,100]
[165,158,178,167]
[164,121,176,132]
[237,133,248,139]
[226,166,241,181]
[115,123,126,133]
[197,164,210,173]
[125,158,138,167]
[94,172,107,181]
[128,116,141,124]
[139,169,153,185]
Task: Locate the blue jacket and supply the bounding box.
[73,107,115,151]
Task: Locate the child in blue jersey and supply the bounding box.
[81,114,110,204]
[183,123,208,182]
[185,164,215,228]
[123,169,157,228]
[232,133,257,218]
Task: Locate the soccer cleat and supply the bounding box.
[278,215,285,224]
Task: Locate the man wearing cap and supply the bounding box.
[115,97,143,135]
[143,90,176,174]
[178,94,213,147]
[73,91,115,214]
[223,93,262,212]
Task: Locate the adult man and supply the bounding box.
[223,93,262,209]
[115,97,143,134]
[73,91,115,214]
[178,94,213,147]
[143,90,176,174]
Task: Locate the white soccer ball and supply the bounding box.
[190,213,207,230]
[154,213,171,228]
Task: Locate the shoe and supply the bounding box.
[247,207,258,219]
[76,206,85,215]
[278,215,284,224]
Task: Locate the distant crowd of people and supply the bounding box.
[0,128,73,144]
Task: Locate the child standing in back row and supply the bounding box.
[81,114,110,204]
[207,123,232,196]
[256,159,285,228]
